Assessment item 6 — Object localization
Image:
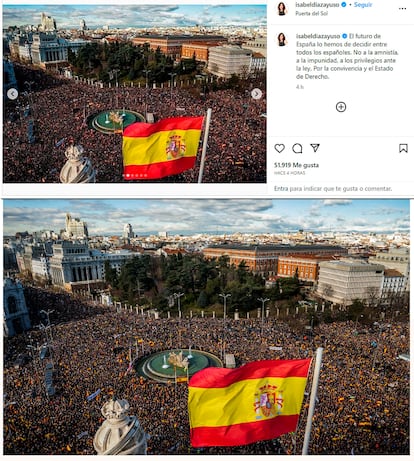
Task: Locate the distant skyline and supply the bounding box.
[2,199,410,236]
[2,4,267,30]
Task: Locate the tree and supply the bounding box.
[322,284,334,300]
[279,276,300,297]
[365,286,380,309]
[227,74,241,90]
[116,256,155,301]
[104,260,118,287]
[237,261,248,284]
[205,277,220,300]
[348,299,365,321]
[197,290,208,308]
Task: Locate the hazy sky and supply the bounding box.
[2,4,267,29]
[2,199,410,236]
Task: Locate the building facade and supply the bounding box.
[40,12,57,31]
[181,42,219,62]
[242,36,267,58]
[203,244,347,276]
[48,241,140,292]
[316,259,385,306]
[205,44,266,79]
[31,255,51,282]
[123,224,134,240]
[368,247,409,276]
[31,33,68,66]
[49,241,100,290]
[132,34,226,60]
[8,30,86,69]
[3,278,31,337]
[277,255,335,283]
[3,241,18,271]
[380,269,407,307]
[207,45,252,79]
[65,213,88,239]
[3,59,18,95]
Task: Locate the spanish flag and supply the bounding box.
[188,359,311,447]
[123,116,204,180]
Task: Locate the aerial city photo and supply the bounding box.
[3,198,410,455]
[3,4,267,183]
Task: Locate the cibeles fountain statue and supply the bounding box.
[60,143,96,183]
[93,398,148,455]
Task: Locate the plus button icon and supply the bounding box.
[336,101,347,112]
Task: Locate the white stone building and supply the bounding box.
[31,255,51,282]
[380,269,407,307]
[123,223,134,240]
[65,213,88,239]
[207,45,265,79]
[48,241,140,292]
[316,259,385,307]
[40,12,57,32]
[31,32,68,65]
[242,36,267,57]
[368,247,410,291]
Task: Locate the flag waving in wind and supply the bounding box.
[122,116,204,180]
[188,359,311,447]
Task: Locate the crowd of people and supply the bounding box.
[3,287,409,455]
[3,65,266,183]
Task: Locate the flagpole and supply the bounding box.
[302,347,323,455]
[197,108,212,183]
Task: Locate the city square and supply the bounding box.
[3,198,410,455]
[3,5,267,183]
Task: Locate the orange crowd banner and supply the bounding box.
[188,359,311,447]
[122,116,204,180]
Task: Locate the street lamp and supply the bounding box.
[144,69,150,89]
[168,72,177,102]
[257,297,270,338]
[219,293,231,360]
[26,341,42,397]
[174,292,184,319]
[109,69,120,106]
[24,80,35,118]
[355,314,363,331]
[40,309,54,343]
[143,69,151,118]
[219,293,231,321]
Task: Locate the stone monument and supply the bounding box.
[60,144,96,183]
[93,398,148,455]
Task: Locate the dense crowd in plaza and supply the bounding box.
[3,65,266,183]
[3,287,409,455]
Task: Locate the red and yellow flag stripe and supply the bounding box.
[122,116,204,180]
[188,359,311,447]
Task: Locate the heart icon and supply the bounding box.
[274,143,285,153]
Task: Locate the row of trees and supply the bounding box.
[102,253,409,325]
[67,41,198,84]
[66,41,266,93]
[104,254,301,314]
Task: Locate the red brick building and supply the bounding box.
[277,255,337,282]
[181,42,220,62]
[131,34,226,60]
[202,245,347,276]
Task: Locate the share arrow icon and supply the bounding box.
[310,143,320,152]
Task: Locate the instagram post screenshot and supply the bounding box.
[0,1,412,456]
